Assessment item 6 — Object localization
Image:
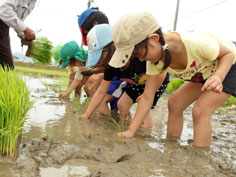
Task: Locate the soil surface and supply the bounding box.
[1,75,236,177]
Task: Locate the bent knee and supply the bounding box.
[117,101,125,112]
[84,85,92,97]
[168,95,184,113]
[192,103,211,123]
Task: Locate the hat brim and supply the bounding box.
[87,49,103,67]
[74,55,86,62]
[61,60,70,69]
[109,46,134,68]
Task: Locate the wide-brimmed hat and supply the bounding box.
[60,41,88,69]
[109,11,160,68]
[87,24,112,67]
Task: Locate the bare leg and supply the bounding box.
[167,82,203,138]
[192,91,230,147]
[118,92,152,128]
[75,76,89,96]
[98,94,115,116]
[141,112,152,128]
[84,74,103,97]
[117,92,133,120]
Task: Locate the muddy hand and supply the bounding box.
[24,27,35,41]
[59,92,69,98]
[21,38,32,46]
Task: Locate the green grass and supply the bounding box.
[15,65,68,78]
[165,78,185,93]
[0,67,34,157]
[223,96,236,106]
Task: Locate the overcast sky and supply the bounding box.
[10,0,236,54]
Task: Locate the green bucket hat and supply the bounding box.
[60,41,88,69]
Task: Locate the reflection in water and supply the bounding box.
[22,76,66,142]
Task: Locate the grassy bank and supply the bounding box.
[15,65,68,78]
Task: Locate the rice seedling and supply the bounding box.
[109,115,122,132]
[51,84,59,93]
[73,96,81,115]
[0,67,34,157]
[51,81,67,93]
[82,96,91,107]
[109,110,126,133]
[72,94,91,115]
[40,81,49,90]
[30,37,54,65]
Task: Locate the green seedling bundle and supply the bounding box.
[0,68,34,156]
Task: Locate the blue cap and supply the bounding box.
[78,8,99,27]
[87,24,112,67]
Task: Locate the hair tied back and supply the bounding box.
[162,43,168,51]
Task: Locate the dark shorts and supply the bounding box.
[222,63,236,97]
[222,41,236,97]
[0,20,14,69]
[124,73,169,109]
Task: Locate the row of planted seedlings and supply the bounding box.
[0,67,34,157]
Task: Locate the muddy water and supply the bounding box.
[1,76,236,177]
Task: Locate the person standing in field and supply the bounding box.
[0,0,37,69]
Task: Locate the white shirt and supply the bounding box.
[0,0,37,36]
[67,66,83,81]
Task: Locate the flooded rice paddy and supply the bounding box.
[0,74,236,177]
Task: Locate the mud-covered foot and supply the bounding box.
[117,130,135,138]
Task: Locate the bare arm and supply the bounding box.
[202,44,234,92]
[68,73,75,86]
[59,79,81,98]
[79,79,111,119]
